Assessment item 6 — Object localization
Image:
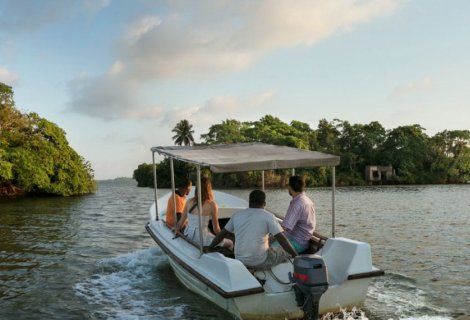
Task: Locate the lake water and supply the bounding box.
[0,180,469,320]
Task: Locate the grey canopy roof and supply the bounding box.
[151,143,340,173]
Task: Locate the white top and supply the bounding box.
[152,143,340,173]
[224,208,283,267]
[184,214,215,246]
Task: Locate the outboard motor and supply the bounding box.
[289,254,329,320]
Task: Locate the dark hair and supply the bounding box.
[289,176,305,193]
[178,177,192,188]
[249,190,266,208]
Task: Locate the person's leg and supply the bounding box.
[210,233,234,251]
[288,239,306,254]
[223,238,234,251]
[271,239,305,254]
[252,247,289,270]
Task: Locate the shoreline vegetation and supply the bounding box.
[0,82,96,198]
[3,77,469,197]
[134,117,470,189]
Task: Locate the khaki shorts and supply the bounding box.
[251,246,290,271]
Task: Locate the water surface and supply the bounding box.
[0,181,469,319]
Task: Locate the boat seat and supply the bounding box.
[301,232,328,254]
[210,246,235,258]
[173,228,235,258]
[320,237,373,285]
[218,207,244,219]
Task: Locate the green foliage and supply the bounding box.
[0,82,96,197]
[452,148,470,182]
[0,149,13,180]
[201,119,250,144]
[335,120,386,175]
[316,119,340,153]
[133,158,196,188]
[156,158,196,188]
[137,115,470,188]
[380,125,430,184]
[172,119,195,146]
[0,82,15,108]
[133,163,154,187]
[200,116,313,149]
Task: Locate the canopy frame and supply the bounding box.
[151,143,340,249]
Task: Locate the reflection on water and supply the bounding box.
[0,182,469,319]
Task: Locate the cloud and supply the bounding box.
[0,66,19,86]
[83,0,111,13]
[161,91,277,130]
[0,1,69,33]
[67,73,141,120]
[127,106,164,120]
[238,0,398,50]
[0,0,110,33]
[203,90,277,116]
[125,16,161,45]
[390,76,433,98]
[67,72,165,120]
[0,40,17,60]
[67,0,401,119]
[118,0,400,81]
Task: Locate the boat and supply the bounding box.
[145,143,384,319]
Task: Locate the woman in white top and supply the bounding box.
[176,177,233,250]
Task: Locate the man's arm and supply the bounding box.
[274,232,298,258]
[204,228,230,252]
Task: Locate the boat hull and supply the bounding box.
[164,239,304,320]
[168,250,373,319]
[146,190,383,319]
[147,220,377,319]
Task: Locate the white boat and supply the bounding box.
[146,143,384,319]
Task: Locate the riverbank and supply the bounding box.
[0,181,24,197]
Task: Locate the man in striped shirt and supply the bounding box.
[281,176,316,253]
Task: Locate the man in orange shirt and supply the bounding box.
[166,177,192,228]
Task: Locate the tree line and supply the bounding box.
[0,82,96,197]
[134,116,470,188]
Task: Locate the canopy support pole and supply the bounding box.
[170,158,177,231]
[261,170,265,191]
[332,166,336,238]
[196,165,204,256]
[152,151,159,221]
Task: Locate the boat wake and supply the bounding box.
[321,308,451,320]
[73,247,187,320]
[73,249,454,320]
[322,306,368,320]
[366,272,451,320]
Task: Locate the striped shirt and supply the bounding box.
[282,192,316,250]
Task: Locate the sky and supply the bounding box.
[1,0,470,180]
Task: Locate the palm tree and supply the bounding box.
[172,119,195,146]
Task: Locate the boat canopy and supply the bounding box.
[151,143,340,173]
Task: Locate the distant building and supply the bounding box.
[365,165,393,183]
